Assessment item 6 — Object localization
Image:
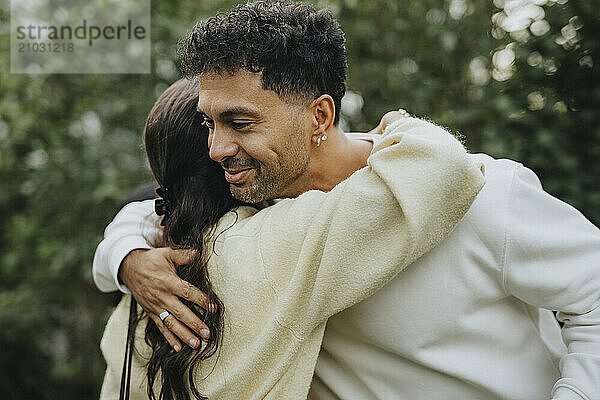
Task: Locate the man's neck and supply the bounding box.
[306,125,373,192]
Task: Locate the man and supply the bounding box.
[94,2,600,399]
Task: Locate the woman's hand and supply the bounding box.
[119,248,215,351]
[368,108,411,134]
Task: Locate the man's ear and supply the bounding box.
[309,94,336,145]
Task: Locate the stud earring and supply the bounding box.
[316,134,327,147]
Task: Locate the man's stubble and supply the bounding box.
[230,113,310,204]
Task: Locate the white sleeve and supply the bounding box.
[92,199,160,293]
[502,165,600,400]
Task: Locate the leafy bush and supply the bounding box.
[0,0,597,397]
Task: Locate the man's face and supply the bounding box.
[197,69,311,203]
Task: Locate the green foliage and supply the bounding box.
[0,0,598,398]
[335,0,599,223]
[483,1,600,221]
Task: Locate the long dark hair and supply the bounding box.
[141,78,242,400]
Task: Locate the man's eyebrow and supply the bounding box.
[219,107,261,120]
[196,106,261,120]
[219,107,259,120]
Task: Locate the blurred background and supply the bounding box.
[0,0,598,398]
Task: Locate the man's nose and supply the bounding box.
[208,128,239,162]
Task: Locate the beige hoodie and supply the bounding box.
[99,117,485,399]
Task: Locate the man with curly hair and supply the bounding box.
[94,2,600,399]
[177,1,350,205]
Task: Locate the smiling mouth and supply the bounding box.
[224,168,254,184]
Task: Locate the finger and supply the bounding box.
[161,312,204,349]
[367,122,385,135]
[172,279,217,313]
[163,248,197,266]
[149,313,182,352]
[165,298,211,340]
[380,110,410,131]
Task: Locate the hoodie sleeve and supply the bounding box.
[501,165,600,400]
[92,200,158,293]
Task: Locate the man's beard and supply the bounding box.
[224,125,309,204]
[222,156,273,203]
[229,164,278,203]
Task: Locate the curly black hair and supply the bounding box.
[178,1,347,125]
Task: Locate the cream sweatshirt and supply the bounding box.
[98,118,485,399]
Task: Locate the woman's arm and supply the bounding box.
[92,111,403,295]
[252,117,485,337]
[91,110,414,349]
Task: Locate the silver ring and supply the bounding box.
[159,310,170,322]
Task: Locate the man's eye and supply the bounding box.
[202,118,214,129]
[231,121,252,130]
